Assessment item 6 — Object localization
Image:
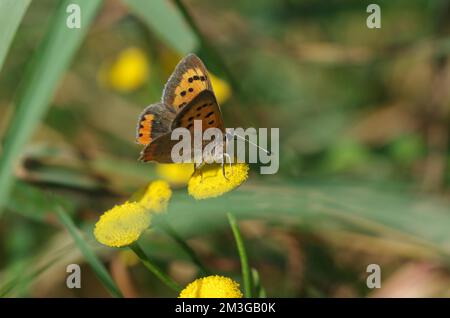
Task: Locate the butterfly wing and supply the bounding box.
[136,103,176,145]
[162,53,214,111]
[139,54,224,163]
[171,89,224,132]
[138,133,178,163]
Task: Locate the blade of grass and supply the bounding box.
[0,241,74,297]
[55,206,123,298]
[0,0,31,72]
[251,268,266,298]
[122,0,197,54]
[227,212,253,298]
[0,0,102,216]
[163,181,450,265]
[159,221,210,276]
[129,242,181,292]
[7,181,76,223]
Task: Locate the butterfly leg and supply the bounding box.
[221,153,232,180]
[193,162,204,183]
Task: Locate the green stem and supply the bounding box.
[130,242,181,292]
[227,212,253,298]
[160,222,210,276]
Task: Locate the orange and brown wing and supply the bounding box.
[138,133,177,163]
[136,103,176,145]
[162,54,214,111]
[171,90,224,132]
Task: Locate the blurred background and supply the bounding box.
[0,0,450,297]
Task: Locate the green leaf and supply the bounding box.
[122,0,198,54]
[0,0,102,216]
[0,0,31,71]
[160,181,450,263]
[55,206,123,298]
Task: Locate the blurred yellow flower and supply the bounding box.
[94,202,151,248]
[118,249,140,267]
[179,275,243,298]
[94,180,172,247]
[139,180,172,213]
[156,163,194,186]
[103,47,150,92]
[209,73,232,104]
[188,163,249,200]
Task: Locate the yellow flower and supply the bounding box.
[139,180,172,213]
[210,73,232,104]
[156,163,194,186]
[103,47,150,92]
[94,180,173,247]
[94,202,151,248]
[188,163,249,200]
[179,275,243,298]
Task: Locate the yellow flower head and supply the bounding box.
[139,180,172,213]
[156,163,194,186]
[188,163,249,200]
[210,73,231,104]
[102,47,150,92]
[94,202,150,248]
[94,181,172,248]
[179,275,243,298]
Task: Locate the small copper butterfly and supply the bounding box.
[136,54,225,164]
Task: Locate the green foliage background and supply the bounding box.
[0,0,449,297]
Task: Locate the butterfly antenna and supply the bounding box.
[226,132,272,156]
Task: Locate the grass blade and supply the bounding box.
[55,206,123,298]
[0,0,102,216]
[251,268,266,298]
[0,0,31,71]
[122,0,198,54]
[227,212,253,298]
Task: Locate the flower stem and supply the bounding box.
[129,242,180,292]
[160,221,210,276]
[227,212,253,298]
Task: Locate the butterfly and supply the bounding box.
[136,54,227,168]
